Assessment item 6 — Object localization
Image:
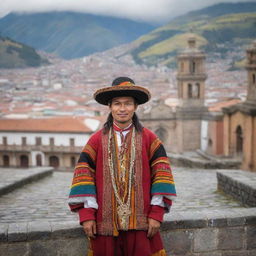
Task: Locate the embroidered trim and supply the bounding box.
[100,130,113,235]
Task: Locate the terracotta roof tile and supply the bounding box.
[209,99,241,112]
[0,116,101,133]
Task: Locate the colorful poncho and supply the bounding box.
[68,126,176,236]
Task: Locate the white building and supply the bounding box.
[0,116,102,170]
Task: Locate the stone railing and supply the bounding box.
[217,169,256,207]
[1,208,256,256]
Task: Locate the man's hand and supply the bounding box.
[147,218,161,238]
[82,220,97,239]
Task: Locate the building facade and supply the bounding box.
[0,117,100,170]
[140,37,208,153]
[222,41,256,171]
[141,38,256,172]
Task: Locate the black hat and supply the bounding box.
[94,77,151,105]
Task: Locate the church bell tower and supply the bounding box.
[176,37,207,108]
[245,40,256,105]
[175,37,208,152]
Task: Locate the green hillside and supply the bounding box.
[0,12,155,59]
[0,36,49,68]
[130,3,256,67]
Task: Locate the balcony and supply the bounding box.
[0,144,82,153]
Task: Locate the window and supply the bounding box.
[22,137,27,146]
[36,137,42,146]
[70,138,75,147]
[36,154,42,166]
[236,126,243,154]
[50,137,54,146]
[253,73,256,84]
[180,62,184,72]
[3,155,10,167]
[2,137,7,145]
[195,83,200,98]
[190,60,196,74]
[188,84,193,98]
[192,61,196,73]
[49,156,59,168]
[71,156,76,167]
[20,155,29,167]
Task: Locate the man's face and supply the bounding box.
[109,97,137,126]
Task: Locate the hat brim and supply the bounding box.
[94,85,151,105]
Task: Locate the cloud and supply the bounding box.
[1,0,255,24]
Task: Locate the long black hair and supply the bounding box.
[103,112,143,134]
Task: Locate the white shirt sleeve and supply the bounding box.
[150,195,165,207]
[150,195,172,212]
[83,196,98,209]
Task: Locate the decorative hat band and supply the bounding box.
[119,81,134,86]
[93,77,151,105]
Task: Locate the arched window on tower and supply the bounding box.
[236,126,243,155]
[180,62,184,72]
[194,83,200,98]
[250,52,253,63]
[188,84,193,98]
[253,73,256,84]
[190,60,196,74]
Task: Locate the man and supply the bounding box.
[68,77,176,256]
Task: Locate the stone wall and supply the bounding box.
[162,209,256,256]
[0,221,88,256]
[217,170,256,207]
[1,209,256,256]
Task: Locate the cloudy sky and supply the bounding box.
[1,0,255,24]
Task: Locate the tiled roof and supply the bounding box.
[0,116,102,133]
[208,99,241,112]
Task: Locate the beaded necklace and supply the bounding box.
[108,126,136,230]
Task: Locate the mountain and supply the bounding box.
[0,12,155,59]
[129,2,256,67]
[0,36,49,68]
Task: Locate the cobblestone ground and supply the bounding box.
[0,167,243,223]
[171,167,242,212]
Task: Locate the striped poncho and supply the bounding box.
[68,126,176,236]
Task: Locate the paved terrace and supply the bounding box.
[0,167,246,223]
[0,167,53,197]
[0,167,256,256]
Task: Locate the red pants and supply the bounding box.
[88,230,166,256]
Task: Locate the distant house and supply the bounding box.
[0,116,102,170]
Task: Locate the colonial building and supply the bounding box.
[0,116,101,170]
[140,37,208,153]
[201,98,241,156]
[222,41,256,171]
[140,38,256,172]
